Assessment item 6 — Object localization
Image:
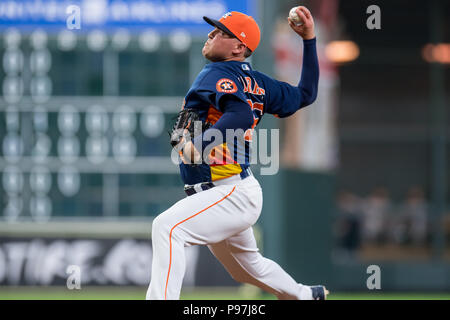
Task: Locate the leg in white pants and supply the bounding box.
[146,175,311,300]
[147,176,262,300]
[208,227,312,300]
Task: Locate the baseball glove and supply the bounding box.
[169,108,211,148]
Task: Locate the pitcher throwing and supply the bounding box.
[147,6,328,300]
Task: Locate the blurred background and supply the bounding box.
[0,0,449,299]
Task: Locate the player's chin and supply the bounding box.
[202,46,208,57]
[202,50,215,62]
[203,51,223,62]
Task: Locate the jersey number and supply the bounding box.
[245,99,264,141]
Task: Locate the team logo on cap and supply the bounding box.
[216,78,237,93]
[222,12,232,19]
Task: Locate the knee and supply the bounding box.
[151,214,171,242]
[151,213,185,245]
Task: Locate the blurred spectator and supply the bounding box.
[360,187,392,245]
[386,186,428,246]
[402,186,428,246]
[386,203,408,245]
[335,191,362,253]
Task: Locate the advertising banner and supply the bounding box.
[0,236,236,286]
[0,0,258,34]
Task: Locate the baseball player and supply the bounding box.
[147,7,328,300]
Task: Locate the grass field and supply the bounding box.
[0,286,449,300]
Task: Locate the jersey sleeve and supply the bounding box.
[197,69,248,113]
[257,38,319,118]
[260,75,306,118]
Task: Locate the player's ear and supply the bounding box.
[233,42,247,56]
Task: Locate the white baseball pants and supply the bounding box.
[146,174,311,300]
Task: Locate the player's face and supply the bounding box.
[202,28,243,62]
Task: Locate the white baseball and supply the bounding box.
[289,7,304,25]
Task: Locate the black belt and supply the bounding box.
[184,182,215,196]
[184,168,252,196]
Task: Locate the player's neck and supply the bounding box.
[207,55,246,63]
[209,59,246,64]
[223,56,246,62]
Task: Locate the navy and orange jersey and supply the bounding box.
[179,38,319,185]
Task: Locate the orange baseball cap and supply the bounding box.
[203,11,261,52]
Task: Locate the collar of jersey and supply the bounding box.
[206,60,252,70]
